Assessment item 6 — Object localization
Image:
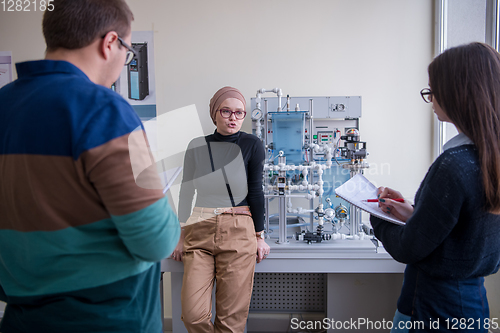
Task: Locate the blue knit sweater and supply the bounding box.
[371,144,500,279]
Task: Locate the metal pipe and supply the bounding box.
[348,169,362,236]
[277,154,288,244]
[302,108,306,162]
[309,99,314,164]
[276,88,282,111]
[264,99,269,160]
[309,192,314,232]
[496,0,500,51]
[265,194,313,198]
[309,99,315,229]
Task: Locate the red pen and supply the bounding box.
[364,198,405,203]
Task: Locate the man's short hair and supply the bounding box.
[43,0,134,52]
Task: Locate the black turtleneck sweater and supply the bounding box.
[178,130,265,231]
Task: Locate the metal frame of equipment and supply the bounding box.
[250,88,371,246]
[161,89,406,333]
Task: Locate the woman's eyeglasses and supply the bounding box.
[420,88,433,103]
[219,109,246,120]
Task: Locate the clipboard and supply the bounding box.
[335,174,405,226]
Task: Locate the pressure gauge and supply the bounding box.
[251,108,262,120]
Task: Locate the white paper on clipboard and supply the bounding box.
[335,174,405,226]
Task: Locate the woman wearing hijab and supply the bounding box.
[172,86,270,333]
[372,42,500,332]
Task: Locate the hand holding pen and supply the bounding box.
[375,186,414,223]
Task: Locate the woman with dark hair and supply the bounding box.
[171,86,270,333]
[371,42,500,332]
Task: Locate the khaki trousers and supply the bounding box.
[181,207,257,333]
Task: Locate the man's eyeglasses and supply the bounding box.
[420,88,433,103]
[219,109,246,120]
[116,36,136,65]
